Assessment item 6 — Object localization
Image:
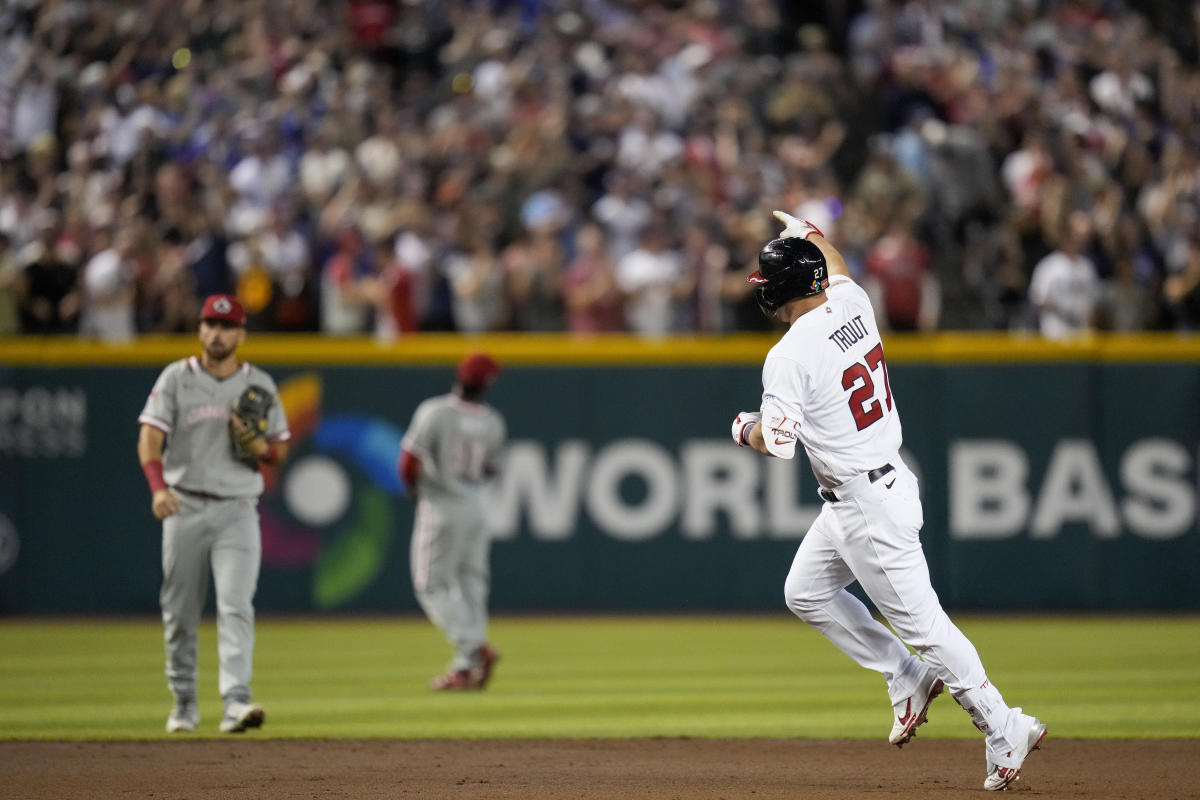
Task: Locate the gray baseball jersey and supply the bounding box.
[401,393,506,508]
[402,392,505,675]
[138,356,290,498]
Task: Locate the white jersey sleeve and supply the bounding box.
[760,354,808,459]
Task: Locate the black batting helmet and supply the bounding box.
[748,237,829,316]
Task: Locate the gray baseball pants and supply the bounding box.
[410,498,490,671]
[161,493,260,704]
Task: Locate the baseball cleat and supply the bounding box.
[984,715,1047,790]
[429,669,475,691]
[472,644,500,689]
[888,673,944,747]
[166,699,199,733]
[219,700,265,733]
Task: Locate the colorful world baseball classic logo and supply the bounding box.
[259,373,406,609]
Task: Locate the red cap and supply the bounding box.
[200,294,246,325]
[457,352,502,389]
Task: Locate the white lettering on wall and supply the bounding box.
[1031,440,1120,539]
[487,440,589,540]
[0,387,88,458]
[586,440,679,541]
[680,442,760,540]
[766,457,818,539]
[950,440,1030,540]
[1120,439,1194,540]
[485,436,1196,544]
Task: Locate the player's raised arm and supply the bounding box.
[772,210,850,280]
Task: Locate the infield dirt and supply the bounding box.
[2,738,1196,799]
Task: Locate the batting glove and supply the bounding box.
[772,210,824,240]
[731,411,761,447]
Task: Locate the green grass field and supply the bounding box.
[1,615,1197,740]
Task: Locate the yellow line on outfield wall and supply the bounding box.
[1,332,1199,366]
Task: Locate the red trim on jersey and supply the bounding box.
[142,459,168,493]
[138,414,172,434]
[399,449,421,492]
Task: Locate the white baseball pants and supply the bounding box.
[783,459,1024,751]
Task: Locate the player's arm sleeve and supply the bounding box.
[400,401,438,473]
[809,233,852,279]
[137,365,177,433]
[759,356,807,460]
[260,375,292,442]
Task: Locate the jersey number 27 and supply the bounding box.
[841,343,893,431]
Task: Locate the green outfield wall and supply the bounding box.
[1,334,1198,613]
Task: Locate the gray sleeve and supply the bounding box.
[138,362,179,432]
[401,400,439,462]
[256,372,291,441]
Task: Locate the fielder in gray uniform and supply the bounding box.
[399,352,506,690]
[137,294,290,733]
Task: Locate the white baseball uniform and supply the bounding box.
[759,274,1029,762]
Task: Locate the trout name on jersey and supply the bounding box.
[828,314,869,352]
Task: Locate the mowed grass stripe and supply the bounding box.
[1,615,1197,740]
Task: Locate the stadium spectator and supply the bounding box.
[447,231,507,335]
[1028,211,1101,339]
[503,227,565,332]
[0,232,19,335]
[78,226,136,341]
[563,222,623,334]
[863,217,939,332]
[18,216,79,334]
[0,0,1198,337]
[320,226,375,335]
[616,223,688,338]
[1163,237,1200,331]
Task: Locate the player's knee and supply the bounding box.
[885,607,949,652]
[414,573,452,599]
[215,597,253,622]
[783,573,824,619]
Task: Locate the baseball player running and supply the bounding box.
[137,294,290,733]
[400,352,507,690]
[731,212,1045,791]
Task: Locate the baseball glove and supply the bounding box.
[231,384,273,462]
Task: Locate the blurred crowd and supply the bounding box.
[1,0,1200,340]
